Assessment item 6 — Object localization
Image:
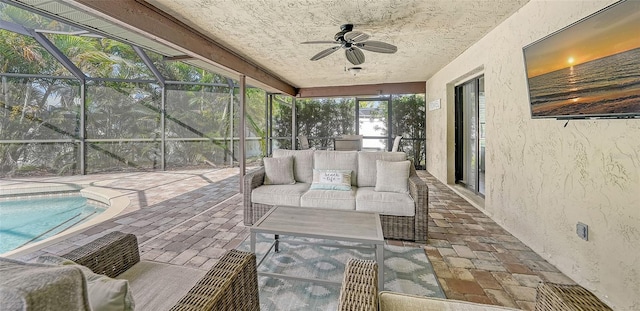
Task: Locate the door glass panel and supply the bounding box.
[358,100,388,150]
[462,81,477,191]
[456,76,484,195]
[478,77,486,195]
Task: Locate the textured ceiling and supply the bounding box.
[144,0,529,89]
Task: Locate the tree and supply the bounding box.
[391,95,426,168]
[295,98,355,149]
[0,4,241,175]
[270,95,293,150]
[245,87,267,159]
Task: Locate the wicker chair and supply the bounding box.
[338,259,612,311]
[60,231,259,311]
[338,258,379,311]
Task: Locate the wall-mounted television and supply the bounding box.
[523,0,640,119]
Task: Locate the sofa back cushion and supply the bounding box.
[273,149,314,183]
[313,151,358,186]
[263,156,295,185]
[357,152,407,187]
[375,160,410,193]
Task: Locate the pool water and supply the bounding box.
[0,196,105,254]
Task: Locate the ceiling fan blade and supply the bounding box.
[345,47,365,65]
[301,40,340,44]
[311,46,340,61]
[344,31,370,43]
[355,41,398,54]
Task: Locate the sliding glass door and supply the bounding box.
[455,76,485,196]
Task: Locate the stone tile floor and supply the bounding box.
[416,172,574,310]
[2,168,575,310]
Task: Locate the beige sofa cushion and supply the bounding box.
[300,188,357,210]
[251,183,310,207]
[263,156,295,185]
[379,292,521,311]
[357,152,406,187]
[313,151,358,186]
[375,160,410,193]
[117,261,206,311]
[356,187,415,217]
[273,149,314,183]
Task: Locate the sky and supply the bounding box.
[524,1,640,78]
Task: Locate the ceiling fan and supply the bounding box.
[302,24,397,66]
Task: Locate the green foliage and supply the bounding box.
[0,4,260,176]
[270,94,425,168]
[295,98,355,149]
[271,95,293,150]
[392,95,426,168]
[367,94,426,167]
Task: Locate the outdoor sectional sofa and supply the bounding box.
[243,149,429,242]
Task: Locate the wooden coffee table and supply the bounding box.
[250,206,385,290]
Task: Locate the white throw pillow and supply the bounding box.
[310,169,352,191]
[263,156,295,185]
[273,149,314,183]
[374,160,410,193]
[33,255,135,311]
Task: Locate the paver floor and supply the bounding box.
[415,171,574,310]
[2,168,575,310]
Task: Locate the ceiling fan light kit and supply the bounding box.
[302,24,397,66]
[347,66,362,76]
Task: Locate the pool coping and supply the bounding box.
[1,186,130,258]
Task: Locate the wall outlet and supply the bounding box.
[576,222,589,241]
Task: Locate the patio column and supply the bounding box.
[292,97,297,149]
[239,75,246,192]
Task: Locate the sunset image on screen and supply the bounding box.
[524,1,640,117]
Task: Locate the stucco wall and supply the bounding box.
[425,0,640,309]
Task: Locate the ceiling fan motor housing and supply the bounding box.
[334,23,354,41]
[340,24,354,32]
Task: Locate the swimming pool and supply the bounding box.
[0,195,105,254]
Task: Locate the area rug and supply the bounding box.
[238,233,445,311]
